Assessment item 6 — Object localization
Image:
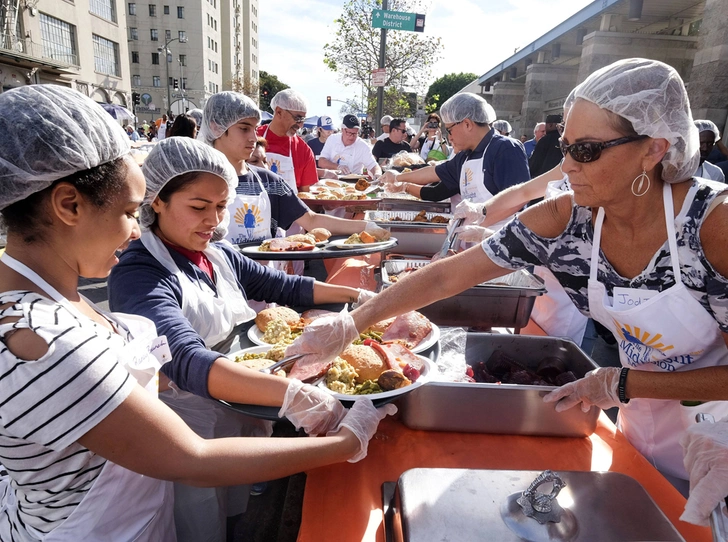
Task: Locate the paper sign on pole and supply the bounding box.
[372,68,386,87]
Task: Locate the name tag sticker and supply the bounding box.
[612,287,658,311]
[149,335,172,363]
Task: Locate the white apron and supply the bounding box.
[263,125,297,194]
[0,254,174,542]
[530,176,589,345]
[587,182,728,480]
[140,232,271,542]
[225,168,273,246]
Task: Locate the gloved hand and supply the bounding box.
[285,309,360,372]
[338,165,352,175]
[364,221,390,240]
[380,170,399,186]
[454,199,487,225]
[542,367,621,413]
[280,379,346,436]
[454,225,494,243]
[680,419,728,526]
[386,181,407,193]
[329,399,398,462]
[352,289,377,309]
[321,169,338,180]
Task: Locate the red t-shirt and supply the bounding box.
[256,125,318,189]
[163,241,215,280]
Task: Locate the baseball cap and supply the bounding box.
[342,114,360,129]
[317,115,333,131]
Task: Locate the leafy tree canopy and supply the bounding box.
[425,72,478,112]
[259,71,290,112]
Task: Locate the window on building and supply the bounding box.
[132,74,141,86]
[92,34,120,76]
[163,5,169,14]
[179,54,186,66]
[149,4,156,16]
[39,13,78,66]
[131,51,139,63]
[214,41,217,52]
[214,19,217,30]
[178,30,186,41]
[182,77,187,89]
[151,52,159,64]
[150,28,158,41]
[165,29,171,40]
[129,27,138,40]
[168,77,173,87]
[177,6,184,18]
[153,76,161,87]
[128,3,136,15]
[89,0,116,22]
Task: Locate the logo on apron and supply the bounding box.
[268,158,282,174]
[611,317,704,369]
[233,203,263,242]
[462,167,474,187]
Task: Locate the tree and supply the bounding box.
[324,0,442,118]
[425,72,478,113]
[229,73,260,105]
[258,71,289,112]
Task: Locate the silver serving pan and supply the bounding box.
[399,333,600,437]
[365,210,452,255]
[378,197,451,214]
[381,260,546,330]
[387,468,684,541]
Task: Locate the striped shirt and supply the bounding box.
[0,291,135,537]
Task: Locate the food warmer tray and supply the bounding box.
[381,261,546,330]
[399,333,600,437]
[364,210,451,256]
[378,197,451,214]
[384,468,684,541]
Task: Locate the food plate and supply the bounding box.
[240,245,321,255]
[328,239,395,250]
[247,320,440,354]
[319,356,435,403]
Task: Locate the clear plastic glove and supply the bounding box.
[364,221,390,240]
[321,169,338,180]
[453,199,486,225]
[352,289,377,309]
[542,367,621,413]
[680,419,728,526]
[339,164,352,175]
[285,309,360,371]
[380,170,399,186]
[387,181,407,193]
[329,398,398,462]
[454,225,494,243]
[280,379,346,436]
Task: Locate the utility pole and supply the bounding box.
[375,0,387,137]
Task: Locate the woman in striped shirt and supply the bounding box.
[0,85,392,542]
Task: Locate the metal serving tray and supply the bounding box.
[377,197,452,213]
[365,209,453,226]
[365,211,451,255]
[389,469,684,541]
[381,260,546,330]
[399,333,600,437]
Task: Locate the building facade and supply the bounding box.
[127,0,258,122]
[460,0,728,142]
[0,0,131,106]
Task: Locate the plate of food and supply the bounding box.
[328,232,396,249]
[240,230,331,254]
[247,307,439,354]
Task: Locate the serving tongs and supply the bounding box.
[437,217,464,259]
[696,413,728,542]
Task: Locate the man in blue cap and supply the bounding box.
[308,115,333,161]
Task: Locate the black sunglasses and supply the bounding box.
[559,135,648,163]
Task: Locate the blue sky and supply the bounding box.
[259,0,594,124]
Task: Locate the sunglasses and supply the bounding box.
[559,135,648,163]
[444,120,463,135]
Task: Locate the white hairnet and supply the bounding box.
[187,108,203,128]
[0,85,130,210]
[492,120,512,134]
[270,88,307,113]
[440,92,496,125]
[197,91,260,146]
[694,119,720,141]
[380,115,393,126]
[571,58,699,183]
[140,136,238,228]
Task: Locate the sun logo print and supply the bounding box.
[233,203,262,226]
[463,167,474,186]
[267,158,282,174]
[611,318,675,355]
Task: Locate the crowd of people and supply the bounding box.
[1,56,728,541]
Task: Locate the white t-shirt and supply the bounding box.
[0,292,136,536]
[320,133,378,174]
[695,160,725,183]
[376,132,389,141]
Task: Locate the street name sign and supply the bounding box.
[371,9,425,32]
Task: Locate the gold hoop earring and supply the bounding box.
[631,169,650,197]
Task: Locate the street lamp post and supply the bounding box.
[158,36,187,116]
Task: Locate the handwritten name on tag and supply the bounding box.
[612,287,658,311]
[149,336,172,363]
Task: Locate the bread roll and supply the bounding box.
[341,345,386,383]
[309,228,331,242]
[255,306,300,332]
[284,233,316,245]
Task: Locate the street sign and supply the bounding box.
[372,68,386,87]
[371,9,426,32]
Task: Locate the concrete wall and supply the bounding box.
[491,81,524,119]
[577,31,697,84]
[520,64,578,137]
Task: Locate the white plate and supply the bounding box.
[247,319,440,354]
[328,239,395,250]
[227,345,278,366]
[319,356,435,402]
[240,245,320,254]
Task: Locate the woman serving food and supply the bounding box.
[287,58,728,497]
[0,85,394,542]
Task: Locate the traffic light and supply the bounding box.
[132,92,140,106]
[173,78,179,90]
[326,95,331,107]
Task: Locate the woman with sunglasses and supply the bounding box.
[287,58,728,500]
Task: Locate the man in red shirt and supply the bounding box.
[256,88,318,193]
